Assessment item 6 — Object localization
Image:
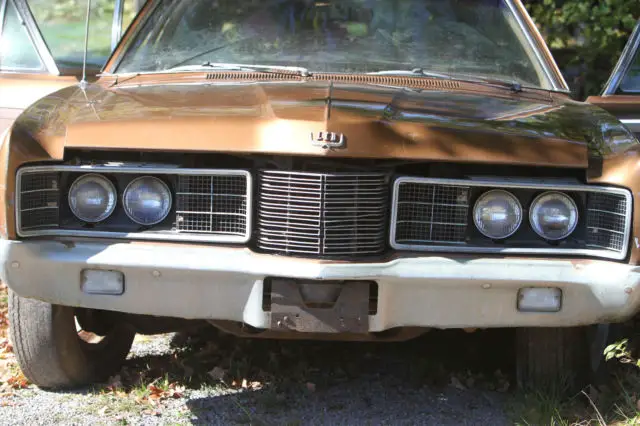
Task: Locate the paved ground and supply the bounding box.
[0,328,515,425]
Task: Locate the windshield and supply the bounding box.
[116,0,552,89]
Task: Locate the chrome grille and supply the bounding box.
[257,171,388,256]
[391,177,632,260]
[394,182,470,244]
[16,166,251,243]
[175,175,248,237]
[586,192,628,253]
[18,172,60,231]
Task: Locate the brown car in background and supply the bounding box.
[2,0,639,392]
[588,19,640,139]
[0,0,141,133]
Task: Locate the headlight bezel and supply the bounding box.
[473,189,523,240]
[529,191,579,241]
[122,175,173,226]
[67,173,118,223]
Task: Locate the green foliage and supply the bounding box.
[604,338,640,368]
[526,0,640,98]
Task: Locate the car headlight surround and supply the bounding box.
[473,189,523,239]
[68,173,117,223]
[529,191,578,241]
[123,176,172,226]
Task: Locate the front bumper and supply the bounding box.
[2,239,640,330]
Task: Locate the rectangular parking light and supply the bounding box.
[81,269,124,295]
[517,287,562,312]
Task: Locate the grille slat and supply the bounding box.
[175,175,248,237]
[18,172,60,231]
[586,192,628,253]
[257,170,388,256]
[394,182,471,244]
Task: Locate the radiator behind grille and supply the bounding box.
[257,170,388,256]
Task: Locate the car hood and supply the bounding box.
[13,79,638,168]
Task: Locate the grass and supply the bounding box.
[509,330,640,425]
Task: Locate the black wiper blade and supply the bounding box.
[366,68,452,80]
[166,62,311,76]
[369,68,524,93]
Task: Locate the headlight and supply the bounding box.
[68,174,117,223]
[123,176,172,225]
[530,191,578,240]
[473,190,522,239]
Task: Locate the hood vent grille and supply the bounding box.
[204,72,462,90]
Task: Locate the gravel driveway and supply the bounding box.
[0,329,514,425]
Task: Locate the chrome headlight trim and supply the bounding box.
[16,165,252,244]
[390,177,633,261]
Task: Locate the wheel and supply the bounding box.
[516,327,588,393]
[8,290,135,389]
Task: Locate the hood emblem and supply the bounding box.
[311,131,346,149]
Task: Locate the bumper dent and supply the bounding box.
[2,240,640,330]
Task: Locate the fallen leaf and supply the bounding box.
[250,381,262,390]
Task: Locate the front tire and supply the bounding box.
[8,290,135,389]
[516,327,588,393]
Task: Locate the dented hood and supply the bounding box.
[14,79,636,167]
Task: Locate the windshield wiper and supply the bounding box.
[369,68,524,93]
[367,68,453,80]
[166,62,311,77]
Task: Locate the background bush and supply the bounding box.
[526,0,640,99]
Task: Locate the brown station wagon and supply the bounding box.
[2,0,640,390]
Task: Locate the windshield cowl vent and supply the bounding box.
[204,71,462,90]
[314,73,462,90]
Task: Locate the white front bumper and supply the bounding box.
[2,239,640,329]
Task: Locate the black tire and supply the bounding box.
[8,290,135,389]
[516,327,588,393]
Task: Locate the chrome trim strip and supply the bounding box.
[621,118,640,133]
[390,177,633,261]
[603,19,640,95]
[506,0,569,92]
[0,0,7,41]
[111,0,125,51]
[16,165,253,244]
[11,0,59,75]
[108,0,161,73]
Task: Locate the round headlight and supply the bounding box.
[530,191,578,240]
[473,190,523,239]
[123,176,172,226]
[68,174,117,223]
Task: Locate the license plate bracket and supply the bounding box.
[268,279,370,333]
